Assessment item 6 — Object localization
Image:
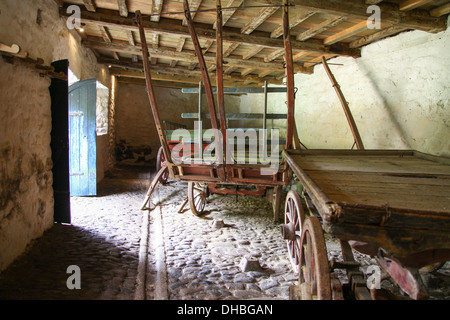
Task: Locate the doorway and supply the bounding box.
[68,78,97,196]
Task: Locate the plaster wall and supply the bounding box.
[240,23,450,157]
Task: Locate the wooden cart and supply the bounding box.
[282,149,450,300]
[137,0,298,220]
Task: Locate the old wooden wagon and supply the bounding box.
[136,0,450,300]
[138,1,298,219]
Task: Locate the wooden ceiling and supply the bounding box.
[55,0,449,88]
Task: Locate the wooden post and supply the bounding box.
[183,0,223,168]
[216,0,230,177]
[283,0,295,151]
[135,11,173,165]
[321,56,365,150]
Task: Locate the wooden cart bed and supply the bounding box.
[283,149,450,256]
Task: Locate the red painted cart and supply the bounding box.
[137,0,298,220]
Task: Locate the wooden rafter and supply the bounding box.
[83,38,314,74]
[349,25,409,48]
[151,0,164,22]
[431,3,450,17]
[399,0,434,11]
[241,6,279,35]
[182,0,203,26]
[291,0,446,33]
[296,15,347,41]
[117,0,128,17]
[59,7,360,57]
[271,9,316,38]
[83,0,96,12]
[324,20,369,46]
[213,0,243,29]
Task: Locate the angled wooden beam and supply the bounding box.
[324,20,368,46]
[242,46,264,60]
[399,0,433,11]
[264,49,284,62]
[271,9,316,38]
[349,25,409,48]
[117,0,128,17]
[223,42,239,57]
[291,0,446,32]
[83,0,96,12]
[241,68,253,76]
[59,6,361,57]
[365,0,383,4]
[99,26,113,43]
[82,39,314,74]
[430,3,450,17]
[182,0,203,26]
[241,6,279,35]
[296,15,347,41]
[213,0,244,29]
[151,0,164,22]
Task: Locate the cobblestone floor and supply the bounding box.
[0,165,449,300]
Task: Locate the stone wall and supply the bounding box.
[0,0,111,271]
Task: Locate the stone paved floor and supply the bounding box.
[0,165,449,300]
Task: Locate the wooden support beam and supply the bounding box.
[241,68,253,76]
[324,21,368,46]
[241,6,279,35]
[83,0,96,12]
[99,25,112,43]
[151,0,164,22]
[321,56,365,150]
[271,9,316,38]
[213,0,244,29]
[399,0,433,11]
[283,0,295,151]
[242,46,264,59]
[99,58,283,84]
[290,0,446,33]
[223,42,239,57]
[82,39,314,74]
[117,0,128,17]
[366,0,384,4]
[264,49,284,62]
[296,16,347,41]
[349,25,409,48]
[430,3,450,17]
[60,7,360,58]
[183,0,203,26]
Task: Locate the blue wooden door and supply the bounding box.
[69,79,97,196]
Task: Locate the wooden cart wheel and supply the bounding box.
[298,216,332,300]
[188,182,208,216]
[156,146,169,185]
[282,191,305,272]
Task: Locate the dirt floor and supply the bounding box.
[0,165,449,300]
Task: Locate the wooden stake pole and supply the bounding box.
[321,56,365,150]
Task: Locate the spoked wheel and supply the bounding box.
[298,216,332,300]
[281,191,305,272]
[156,146,169,185]
[188,182,208,216]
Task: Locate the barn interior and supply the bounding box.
[0,0,449,301]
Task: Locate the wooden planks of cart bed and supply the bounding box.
[283,149,450,256]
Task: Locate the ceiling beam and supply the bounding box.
[117,0,128,17]
[59,6,360,58]
[324,21,369,46]
[399,0,434,11]
[83,38,314,74]
[296,15,347,41]
[430,3,450,17]
[82,0,96,12]
[151,0,164,22]
[288,0,446,33]
[241,6,279,35]
[213,0,244,29]
[271,9,316,38]
[349,25,409,48]
[182,0,203,26]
